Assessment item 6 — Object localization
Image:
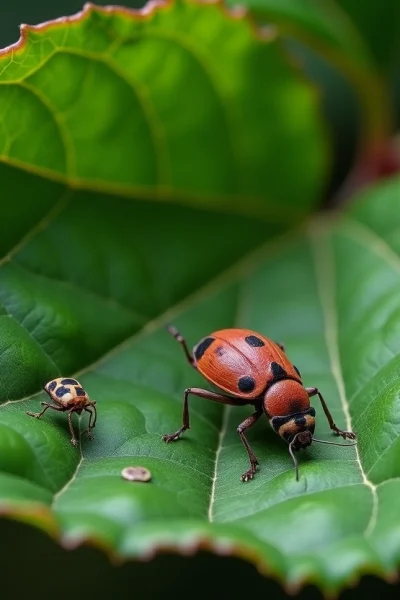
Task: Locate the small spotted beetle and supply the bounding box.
[162,327,356,481]
[27,377,97,447]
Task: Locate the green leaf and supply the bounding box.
[2,165,400,592]
[0,0,327,217]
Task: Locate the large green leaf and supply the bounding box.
[1,165,400,593]
[0,0,326,216]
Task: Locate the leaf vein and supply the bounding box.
[17,80,77,176]
[10,260,148,323]
[0,190,71,268]
[310,227,378,538]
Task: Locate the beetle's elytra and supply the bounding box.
[26,377,97,447]
[162,327,357,481]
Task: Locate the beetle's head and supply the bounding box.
[270,407,316,445]
[270,408,316,481]
[270,408,357,480]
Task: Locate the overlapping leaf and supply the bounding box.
[0,1,399,596]
[0,0,326,215]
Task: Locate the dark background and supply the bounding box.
[1,516,400,600]
[1,2,399,598]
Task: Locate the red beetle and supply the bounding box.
[162,327,356,481]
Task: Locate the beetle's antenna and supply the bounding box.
[288,441,299,481]
[312,438,357,447]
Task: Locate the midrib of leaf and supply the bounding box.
[338,217,400,484]
[208,405,230,522]
[332,215,400,411]
[207,266,259,522]
[310,225,378,537]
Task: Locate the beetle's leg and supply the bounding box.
[67,410,79,448]
[167,325,196,368]
[237,409,263,482]
[89,402,97,428]
[306,387,356,440]
[27,402,63,419]
[91,400,97,427]
[275,341,285,352]
[83,405,97,440]
[162,387,249,443]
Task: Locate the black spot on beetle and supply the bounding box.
[194,337,215,361]
[271,412,310,434]
[61,378,78,385]
[271,414,292,432]
[55,386,70,398]
[294,365,301,377]
[238,375,255,393]
[47,381,57,392]
[271,362,287,379]
[74,387,86,396]
[245,335,265,347]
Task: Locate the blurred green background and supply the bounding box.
[0,1,399,598]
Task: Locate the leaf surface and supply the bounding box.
[2,172,400,594]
